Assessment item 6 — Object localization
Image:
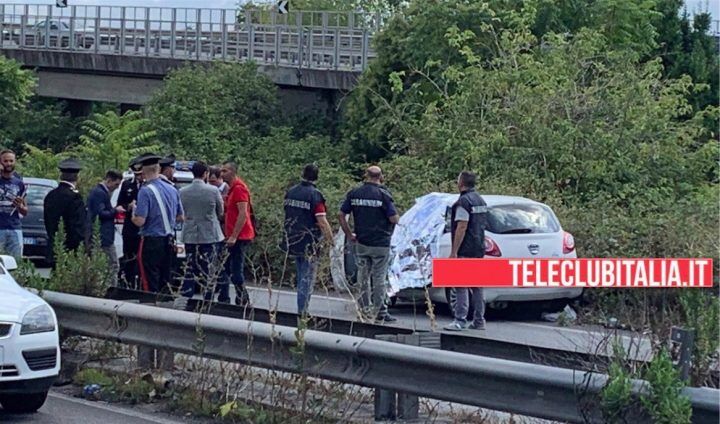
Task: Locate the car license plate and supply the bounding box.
[24,237,36,245]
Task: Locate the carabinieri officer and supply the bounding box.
[131,153,184,293]
[43,158,87,266]
[444,171,488,332]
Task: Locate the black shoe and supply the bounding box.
[376,313,397,323]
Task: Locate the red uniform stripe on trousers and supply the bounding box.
[137,237,149,292]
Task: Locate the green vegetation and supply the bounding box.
[2,0,718,390]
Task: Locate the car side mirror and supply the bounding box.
[443,206,452,233]
[0,255,18,271]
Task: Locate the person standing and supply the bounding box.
[179,161,226,301]
[117,158,143,288]
[0,150,27,259]
[338,166,400,323]
[282,164,333,316]
[220,161,254,306]
[159,154,176,188]
[208,166,229,199]
[87,170,124,286]
[44,158,87,265]
[131,154,184,293]
[444,171,488,331]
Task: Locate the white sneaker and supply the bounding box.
[443,321,467,331]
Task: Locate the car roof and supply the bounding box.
[23,177,58,187]
[421,192,546,208]
[481,194,544,207]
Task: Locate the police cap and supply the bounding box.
[135,153,162,167]
[129,156,143,173]
[159,154,176,168]
[58,158,82,173]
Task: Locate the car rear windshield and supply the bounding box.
[26,184,54,206]
[487,204,560,234]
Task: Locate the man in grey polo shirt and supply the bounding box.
[179,161,226,301]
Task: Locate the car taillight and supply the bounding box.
[563,232,575,254]
[485,236,502,257]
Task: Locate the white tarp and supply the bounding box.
[329,192,458,297]
[387,192,458,296]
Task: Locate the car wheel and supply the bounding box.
[0,391,49,413]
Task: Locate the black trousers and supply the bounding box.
[138,236,174,293]
[120,234,140,289]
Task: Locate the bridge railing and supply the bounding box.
[0,4,376,71]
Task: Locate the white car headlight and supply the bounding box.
[20,305,56,335]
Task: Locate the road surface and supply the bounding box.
[0,391,193,423]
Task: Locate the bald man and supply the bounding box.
[339,166,400,323]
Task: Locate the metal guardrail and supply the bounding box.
[105,287,646,373]
[44,291,719,424]
[0,4,375,71]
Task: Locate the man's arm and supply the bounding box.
[338,193,355,242]
[451,221,468,258]
[132,190,149,228]
[95,190,115,221]
[227,202,247,245]
[14,182,28,216]
[384,195,400,225]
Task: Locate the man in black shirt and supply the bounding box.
[445,171,488,331]
[282,164,333,316]
[117,158,144,288]
[339,166,400,323]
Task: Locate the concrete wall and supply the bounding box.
[1,48,355,116]
[0,48,360,90]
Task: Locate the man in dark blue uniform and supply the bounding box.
[159,154,176,188]
[444,171,488,331]
[281,164,333,315]
[339,166,400,323]
[131,154,184,293]
[43,158,87,266]
[117,158,144,288]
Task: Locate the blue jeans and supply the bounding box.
[295,255,317,315]
[224,240,249,303]
[182,243,225,300]
[0,229,22,259]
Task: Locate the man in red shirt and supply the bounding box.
[220,161,254,306]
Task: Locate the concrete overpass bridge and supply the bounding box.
[0,3,379,114]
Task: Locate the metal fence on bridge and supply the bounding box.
[0,4,378,71]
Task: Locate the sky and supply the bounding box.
[0,0,716,15]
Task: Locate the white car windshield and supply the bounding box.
[487,204,560,234]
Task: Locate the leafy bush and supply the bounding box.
[641,349,693,424]
[146,62,280,163]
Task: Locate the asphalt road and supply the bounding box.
[0,392,191,424]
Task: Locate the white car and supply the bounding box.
[0,255,60,413]
[332,193,582,312]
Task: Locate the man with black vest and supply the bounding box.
[444,171,488,331]
[117,157,144,288]
[282,164,333,316]
[339,166,400,323]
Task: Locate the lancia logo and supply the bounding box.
[528,244,540,255]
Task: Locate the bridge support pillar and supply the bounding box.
[120,103,142,115]
[65,99,93,118]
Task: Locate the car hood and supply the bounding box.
[0,279,47,323]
